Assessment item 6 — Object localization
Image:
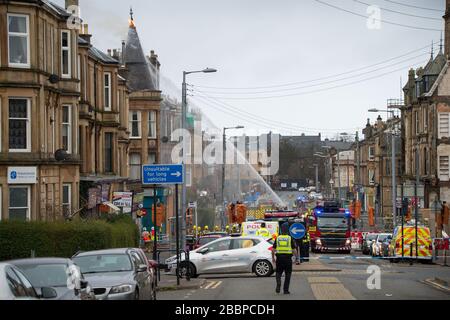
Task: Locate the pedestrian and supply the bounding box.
[272,222,298,295]
[256,222,270,238]
[301,232,311,263]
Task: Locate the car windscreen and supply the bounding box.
[317,217,348,229]
[366,234,377,241]
[73,254,133,274]
[17,263,69,288]
[377,235,391,242]
[198,237,218,246]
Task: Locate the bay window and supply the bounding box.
[104,72,112,111]
[9,98,30,152]
[62,105,72,153]
[9,186,31,221]
[8,14,30,68]
[148,111,157,138]
[129,111,141,138]
[61,30,71,78]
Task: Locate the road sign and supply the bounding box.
[290,223,306,240]
[142,164,184,185]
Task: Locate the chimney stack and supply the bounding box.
[79,23,92,45]
[444,0,450,59]
[65,0,79,10]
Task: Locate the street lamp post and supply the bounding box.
[368,108,398,228]
[181,68,217,251]
[221,126,245,211]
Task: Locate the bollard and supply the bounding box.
[410,242,413,266]
[445,248,448,267]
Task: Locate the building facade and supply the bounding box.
[0,0,81,221]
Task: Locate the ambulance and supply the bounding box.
[388,223,433,262]
[241,221,279,239]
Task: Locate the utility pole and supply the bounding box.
[356,131,360,200]
[181,72,187,252]
[338,151,342,203]
[414,140,419,261]
[391,126,397,228]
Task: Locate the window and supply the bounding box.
[129,111,141,138]
[368,169,375,185]
[61,30,71,78]
[62,105,72,153]
[439,112,450,139]
[423,108,428,132]
[148,152,156,165]
[206,239,231,252]
[186,167,192,187]
[104,133,114,173]
[104,72,112,111]
[148,111,157,138]
[414,110,420,135]
[9,98,30,152]
[439,156,450,181]
[385,159,391,176]
[231,239,258,250]
[62,184,71,218]
[13,268,38,298]
[9,186,30,221]
[130,153,141,180]
[368,146,375,161]
[8,14,30,67]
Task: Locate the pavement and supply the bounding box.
[292,258,341,273]
[156,273,206,292]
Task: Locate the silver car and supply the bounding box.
[166,236,275,277]
[0,263,57,300]
[72,248,155,300]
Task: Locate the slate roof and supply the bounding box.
[122,25,156,92]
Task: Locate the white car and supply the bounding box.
[166,236,275,278]
[0,263,57,300]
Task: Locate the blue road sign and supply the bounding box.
[290,223,306,240]
[142,164,184,185]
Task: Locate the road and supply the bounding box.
[159,253,450,300]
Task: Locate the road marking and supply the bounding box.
[308,277,340,284]
[203,281,216,290]
[212,281,222,289]
[309,276,356,300]
[202,280,222,290]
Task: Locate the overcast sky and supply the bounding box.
[55,0,446,138]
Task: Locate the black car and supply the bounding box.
[8,258,94,300]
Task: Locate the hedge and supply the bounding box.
[0,215,140,261]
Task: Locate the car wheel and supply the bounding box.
[152,284,157,301]
[253,260,273,277]
[178,262,197,278]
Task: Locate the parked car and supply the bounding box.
[72,248,155,300]
[371,233,392,257]
[135,248,157,300]
[166,236,275,278]
[7,258,94,300]
[0,263,57,300]
[194,234,226,250]
[362,233,378,255]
